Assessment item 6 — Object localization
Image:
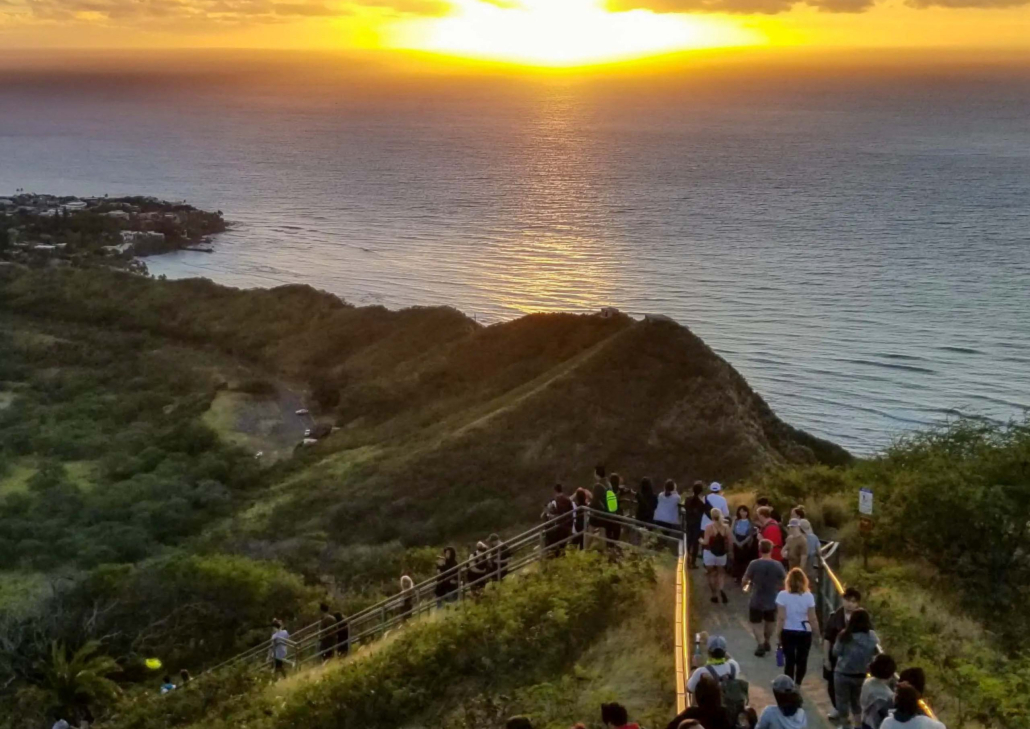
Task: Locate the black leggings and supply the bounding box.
[780,630,813,686]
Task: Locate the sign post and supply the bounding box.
[858,487,873,568]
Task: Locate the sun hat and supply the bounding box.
[709,482,722,492]
[772,674,797,693]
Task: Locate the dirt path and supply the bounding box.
[691,571,835,729]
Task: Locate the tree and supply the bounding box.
[40,641,121,722]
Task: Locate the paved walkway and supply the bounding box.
[692,573,835,729]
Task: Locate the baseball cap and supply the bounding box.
[707,635,727,652]
[772,674,796,693]
[709,482,722,492]
[788,518,801,528]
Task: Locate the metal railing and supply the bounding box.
[206,507,687,677]
[816,542,937,721]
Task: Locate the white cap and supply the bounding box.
[709,482,722,492]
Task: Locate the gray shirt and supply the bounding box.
[744,558,787,612]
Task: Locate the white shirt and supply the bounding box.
[881,715,946,729]
[686,658,742,693]
[53,722,70,729]
[700,493,729,530]
[654,492,680,524]
[776,590,816,632]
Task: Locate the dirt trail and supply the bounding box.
[691,574,835,729]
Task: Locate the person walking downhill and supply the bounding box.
[683,482,707,569]
[861,653,898,729]
[435,546,459,607]
[743,539,787,657]
[824,587,865,719]
[774,568,821,687]
[318,602,337,662]
[702,507,732,604]
[832,609,880,729]
[666,672,734,729]
[731,505,756,584]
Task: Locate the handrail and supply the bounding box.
[675,532,691,713]
[206,506,682,677]
[818,543,937,721]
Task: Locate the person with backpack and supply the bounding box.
[603,474,623,545]
[683,481,708,569]
[756,675,808,729]
[686,634,748,726]
[701,507,732,604]
[755,507,785,565]
[833,609,880,729]
[668,671,734,729]
[700,482,729,531]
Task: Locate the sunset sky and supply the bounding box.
[1,0,1028,66]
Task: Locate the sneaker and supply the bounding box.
[761,641,771,653]
[754,646,767,657]
[827,709,840,720]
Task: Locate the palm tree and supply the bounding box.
[41,641,121,721]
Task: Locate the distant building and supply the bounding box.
[121,230,166,245]
[599,307,621,319]
[104,210,130,220]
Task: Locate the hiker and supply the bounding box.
[755,675,807,729]
[636,477,658,524]
[604,474,623,543]
[774,568,820,686]
[333,611,349,656]
[399,575,415,620]
[700,482,729,531]
[702,507,732,603]
[790,506,806,521]
[755,507,785,565]
[683,482,707,569]
[489,533,511,579]
[52,720,70,729]
[799,519,820,580]
[824,587,866,717]
[467,541,491,592]
[602,702,641,729]
[731,505,756,583]
[269,619,292,678]
[832,609,880,729]
[880,683,946,729]
[654,479,682,534]
[543,483,575,553]
[861,653,898,729]
[755,497,782,524]
[667,672,733,729]
[319,602,337,662]
[572,487,591,550]
[507,717,533,729]
[159,675,176,694]
[742,538,787,657]
[784,519,808,571]
[436,546,460,606]
[686,635,743,692]
[179,669,191,687]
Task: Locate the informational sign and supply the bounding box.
[859,487,874,516]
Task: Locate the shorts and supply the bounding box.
[749,607,777,624]
[703,550,727,567]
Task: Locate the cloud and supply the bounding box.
[607,0,1027,12]
[5,0,449,24]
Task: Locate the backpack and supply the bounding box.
[709,531,727,557]
[706,663,749,724]
[605,489,619,514]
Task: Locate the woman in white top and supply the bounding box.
[774,568,821,687]
[701,507,732,604]
[654,479,681,533]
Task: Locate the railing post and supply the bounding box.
[583,508,590,551]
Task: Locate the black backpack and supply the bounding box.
[709,531,727,557]
[706,664,749,724]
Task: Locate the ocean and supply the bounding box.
[2,59,1028,454]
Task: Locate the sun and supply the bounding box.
[388,0,764,68]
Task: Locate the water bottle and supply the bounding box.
[776,645,785,668]
[692,639,704,669]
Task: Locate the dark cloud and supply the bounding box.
[607,0,1026,12]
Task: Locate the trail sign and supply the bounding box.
[859,487,874,516]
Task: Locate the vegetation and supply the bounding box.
[743,417,1030,728]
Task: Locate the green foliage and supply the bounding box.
[41,641,122,722]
